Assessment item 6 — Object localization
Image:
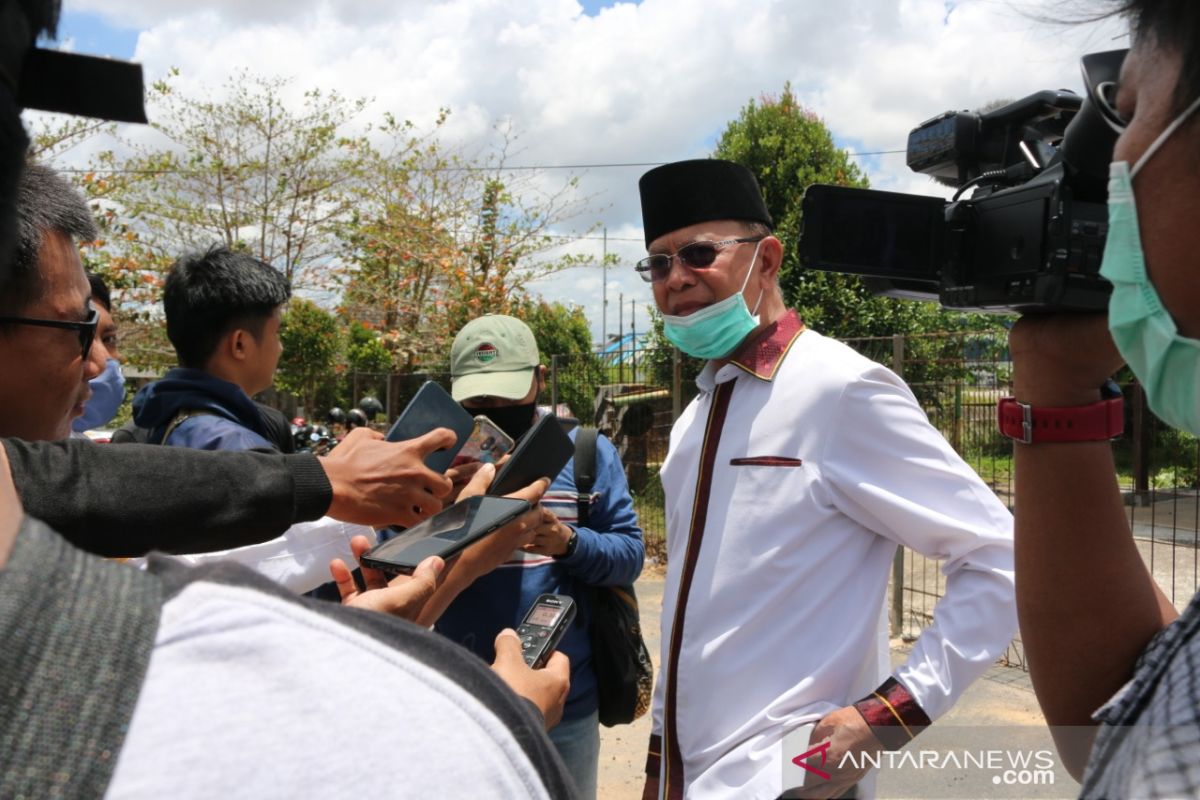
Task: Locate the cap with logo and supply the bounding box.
[450,315,540,402]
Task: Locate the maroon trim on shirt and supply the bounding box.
[662,381,736,799]
[852,676,932,751]
[729,456,803,467]
[642,733,662,799]
[728,309,805,381]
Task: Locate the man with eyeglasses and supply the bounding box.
[0,164,106,441]
[0,162,574,797]
[636,160,1017,799]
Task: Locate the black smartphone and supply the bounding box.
[384,381,476,473]
[517,594,576,669]
[487,414,575,497]
[360,495,531,575]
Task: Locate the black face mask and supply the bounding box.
[468,402,538,443]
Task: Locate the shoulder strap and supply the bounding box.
[573,426,599,528]
[156,408,215,446]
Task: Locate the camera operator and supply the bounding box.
[1009,1,1200,795]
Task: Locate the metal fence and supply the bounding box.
[544,332,1200,672]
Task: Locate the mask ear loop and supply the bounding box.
[738,239,767,316]
[1131,94,1200,178]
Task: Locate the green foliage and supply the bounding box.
[516,299,603,420]
[345,321,392,375]
[276,299,342,412]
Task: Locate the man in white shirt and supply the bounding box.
[636,159,1016,799]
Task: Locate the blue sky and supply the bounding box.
[43,10,138,59]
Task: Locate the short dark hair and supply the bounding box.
[1100,1,1200,116]
[1,163,98,315]
[87,272,111,311]
[164,245,291,368]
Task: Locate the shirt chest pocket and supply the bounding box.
[724,455,819,520]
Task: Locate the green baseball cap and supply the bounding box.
[450,315,540,402]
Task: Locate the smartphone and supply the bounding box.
[517,594,577,669]
[361,495,531,575]
[488,414,575,497]
[455,415,516,465]
[384,381,476,473]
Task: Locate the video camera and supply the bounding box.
[798,49,1127,313]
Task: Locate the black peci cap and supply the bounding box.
[638,159,773,247]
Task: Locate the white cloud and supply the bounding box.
[59,0,1129,341]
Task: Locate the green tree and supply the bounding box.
[276,299,342,414]
[517,299,602,420]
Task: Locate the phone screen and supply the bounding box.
[527,604,563,627]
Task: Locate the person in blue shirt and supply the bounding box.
[132,246,288,450]
[437,314,645,800]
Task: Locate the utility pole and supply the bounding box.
[630,297,637,382]
[601,227,608,348]
[618,292,624,384]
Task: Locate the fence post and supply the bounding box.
[890,334,906,637]
[672,347,683,421]
[1132,382,1150,506]
[550,355,560,415]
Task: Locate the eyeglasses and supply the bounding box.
[0,306,99,359]
[635,236,764,283]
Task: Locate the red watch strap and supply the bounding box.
[997,396,1124,444]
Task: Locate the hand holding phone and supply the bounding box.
[385,382,476,473]
[361,495,532,575]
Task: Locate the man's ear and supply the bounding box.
[227,328,250,363]
[759,236,784,282]
[536,365,547,395]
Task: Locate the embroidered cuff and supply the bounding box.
[852,677,931,751]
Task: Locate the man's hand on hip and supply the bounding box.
[798,705,883,799]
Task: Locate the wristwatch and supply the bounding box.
[997,381,1124,444]
[556,528,579,560]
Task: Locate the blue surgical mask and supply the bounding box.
[1100,94,1200,435]
[72,358,126,432]
[662,239,764,360]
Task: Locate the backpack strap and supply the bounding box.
[155,408,216,446]
[573,426,599,528]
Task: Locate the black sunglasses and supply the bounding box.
[0,306,99,359]
[635,236,764,283]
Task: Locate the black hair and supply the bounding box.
[1,162,97,315]
[163,245,291,369]
[86,272,111,311]
[1098,1,1200,116]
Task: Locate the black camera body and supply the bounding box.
[798,51,1126,313]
